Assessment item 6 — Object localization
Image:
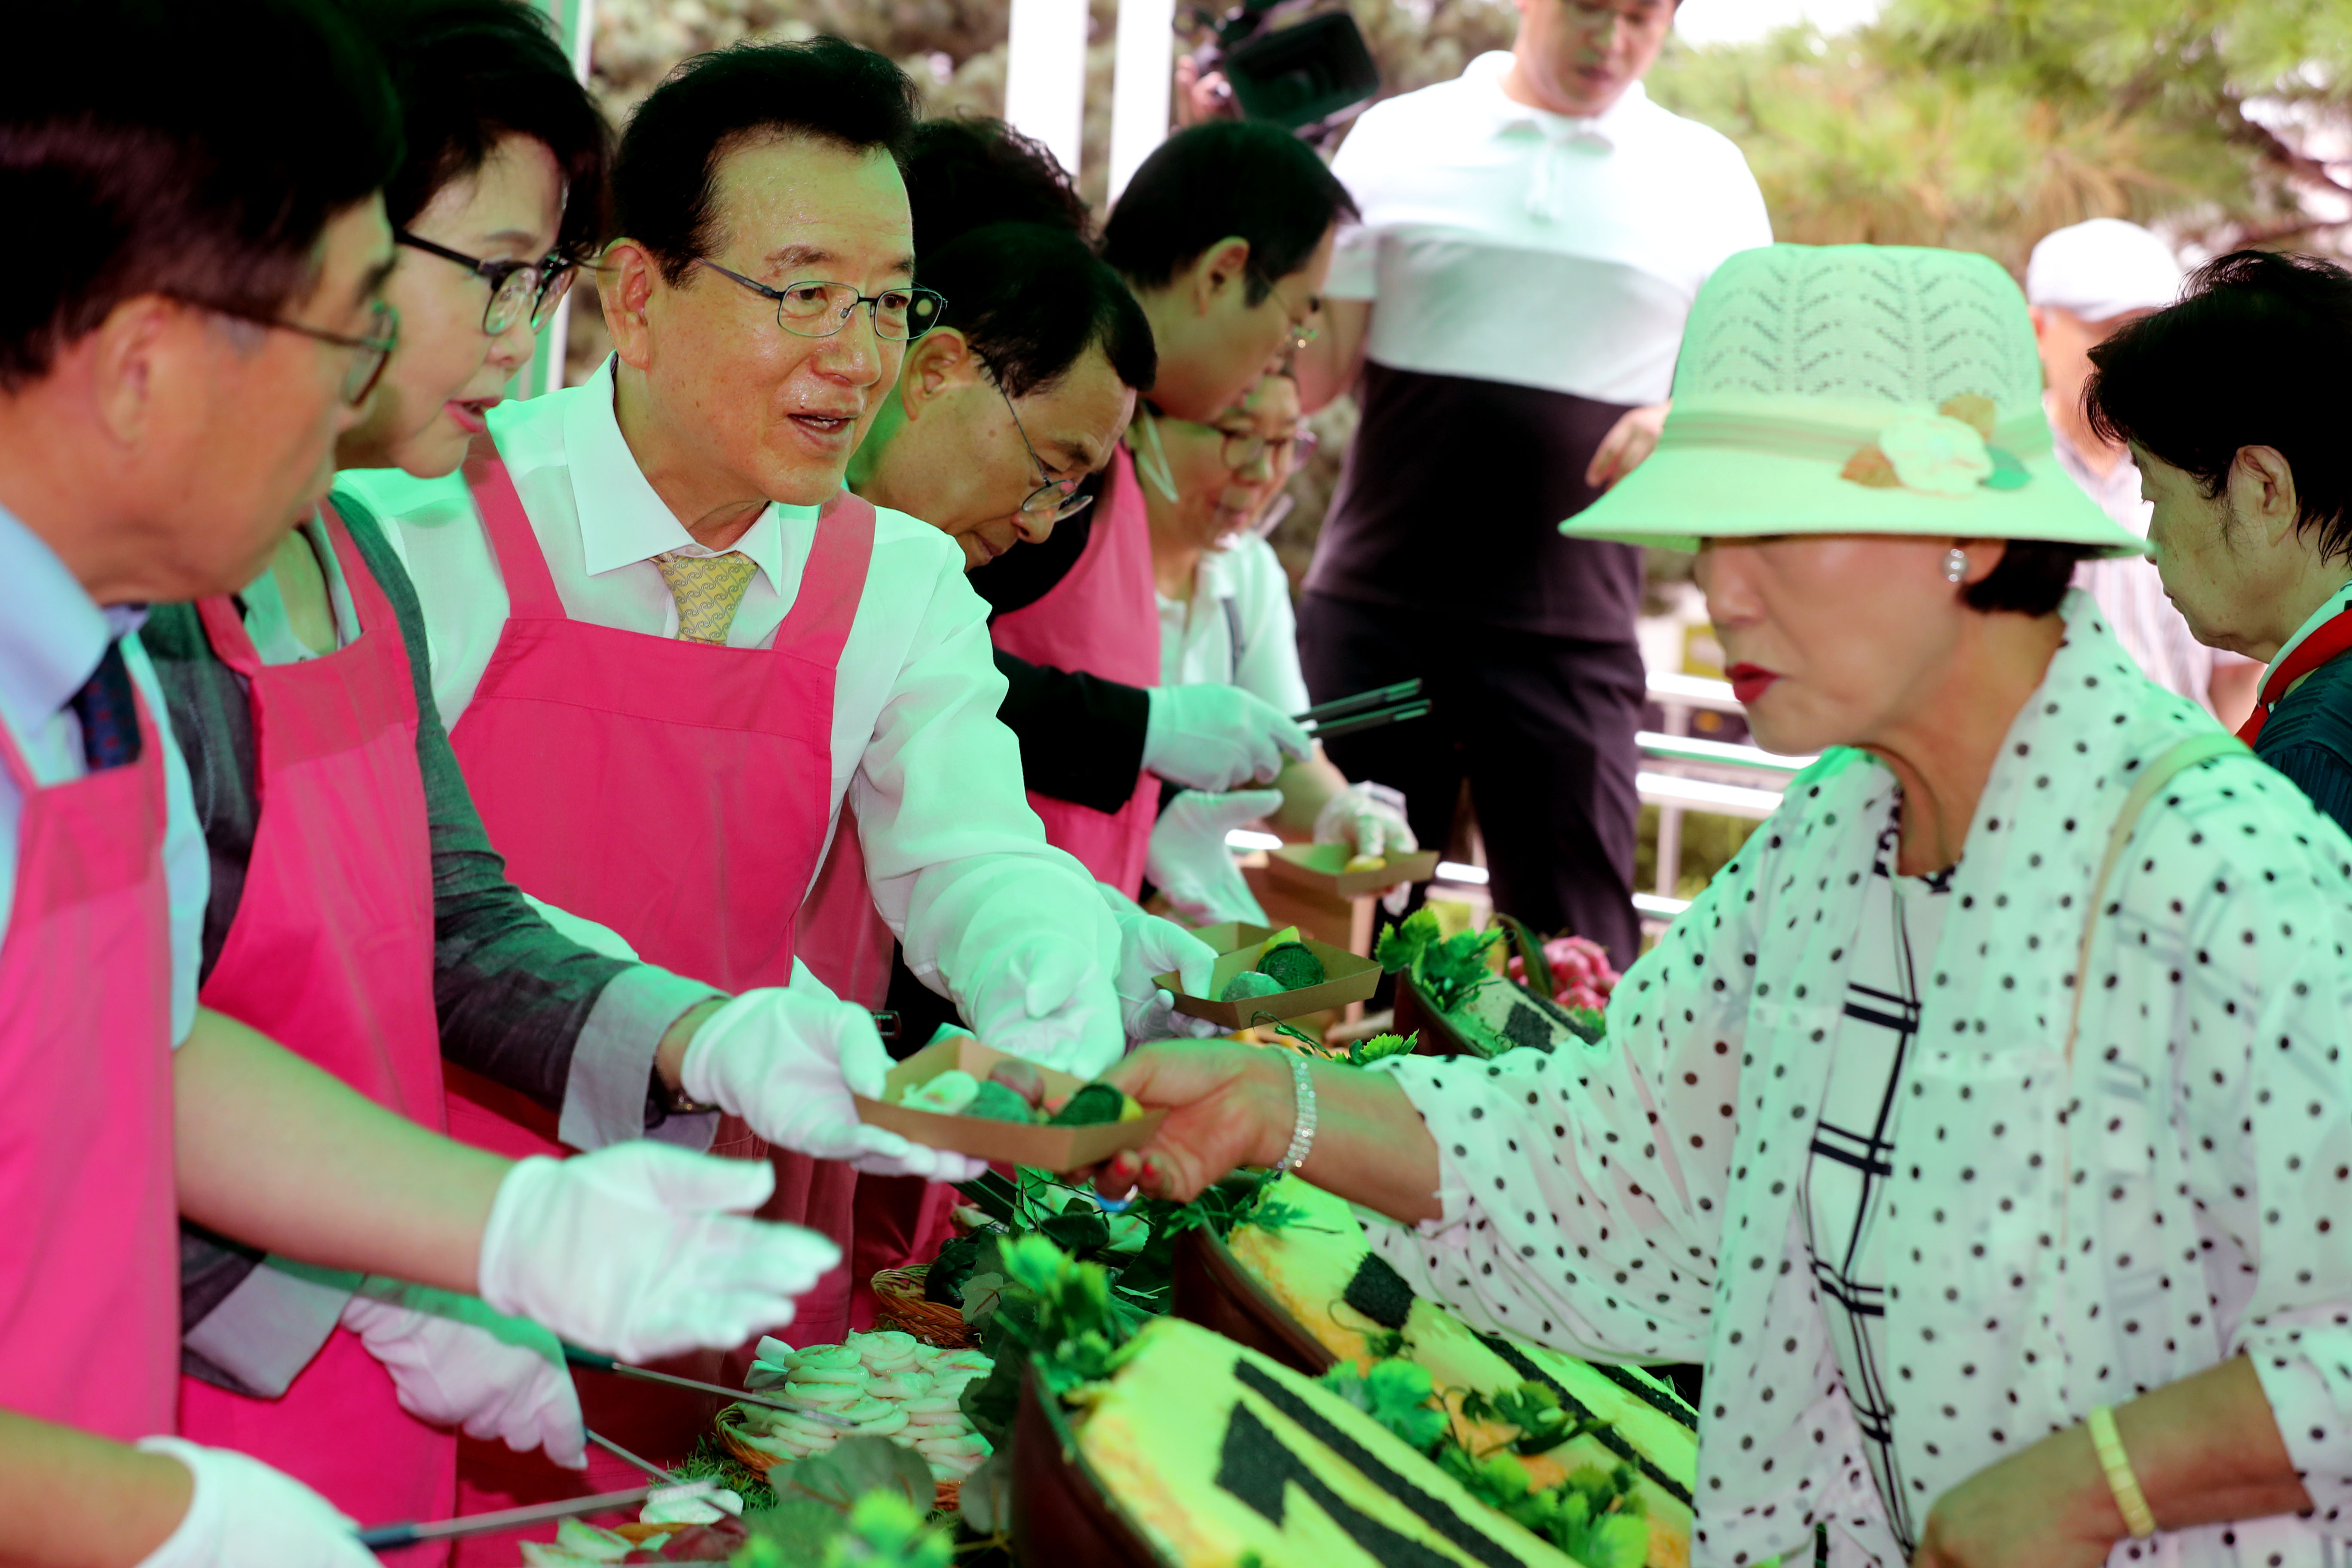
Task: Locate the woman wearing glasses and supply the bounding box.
[1134,373,1417,925]
[142,3,873,1555]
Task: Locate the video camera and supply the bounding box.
[1184,0,1381,141]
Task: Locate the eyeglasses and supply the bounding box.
[1274,289,1322,352]
[1219,423,1314,474]
[397,230,576,336]
[694,259,945,342]
[989,373,1096,524]
[188,295,401,405]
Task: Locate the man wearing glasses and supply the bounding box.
[360,39,1129,1351]
[1294,0,1770,969]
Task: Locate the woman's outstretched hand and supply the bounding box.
[1091,1040,1293,1203]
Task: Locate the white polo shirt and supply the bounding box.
[1324,52,1772,405]
[1156,534,1312,714]
[1305,54,1772,637]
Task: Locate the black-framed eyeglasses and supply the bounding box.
[694,259,945,342]
[396,230,576,336]
[188,295,401,406]
[988,374,1096,525]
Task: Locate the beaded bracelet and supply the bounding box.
[2088,1404,2156,1540]
[1273,1053,1318,1176]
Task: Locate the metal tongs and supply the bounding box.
[1295,679,1429,740]
[357,1481,722,1549]
[563,1346,859,1427]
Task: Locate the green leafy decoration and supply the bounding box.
[1344,1030,1420,1068]
[1377,909,1504,1015]
[1318,1360,1451,1453]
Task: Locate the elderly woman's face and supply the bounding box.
[1694,533,1978,756]
[1151,373,1305,549]
[2135,445,2263,658]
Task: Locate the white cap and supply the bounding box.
[2025,218,2184,321]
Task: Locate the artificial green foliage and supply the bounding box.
[680,1432,777,1510]
[1344,1030,1420,1069]
[1318,1359,1452,1453]
[1315,1343,1651,1568]
[961,1237,1144,1446]
[1460,1383,1598,1456]
[1376,908,1503,1016]
[729,1439,946,1568]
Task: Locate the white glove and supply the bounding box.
[1142,684,1312,793]
[1316,781,1419,913]
[477,1143,840,1365]
[680,989,986,1182]
[1096,883,1223,1040]
[132,1436,376,1568]
[1312,781,1418,860]
[1147,789,1281,928]
[956,938,1125,1078]
[339,1280,585,1469]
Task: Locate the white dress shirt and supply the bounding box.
[338,357,1124,1070]
[1324,53,1773,405]
[0,504,207,1044]
[1155,535,1311,714]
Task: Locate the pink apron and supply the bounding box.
[175,507,453,1556]
[989,444,1160,897]
[0,673,178,1441]
[442,447,871,1546]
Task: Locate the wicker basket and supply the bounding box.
[872,1266,979,1349]
[717,1402,964,1513]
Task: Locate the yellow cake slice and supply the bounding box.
[1226,1178,1697,1568]
[1073,1315,1589,1568]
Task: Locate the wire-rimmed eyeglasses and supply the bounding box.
[695,259,945,342]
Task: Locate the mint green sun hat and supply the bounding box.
[1563,244,2147,556]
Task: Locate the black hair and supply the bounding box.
[345,0,612,263]
[613,37,921,286]
[907,116,1093,254]
[921,223,1155,399]
[1963,541,2094,616]
[1101,121,1357,304]
[2086,249,2352,565]
[0,0,401,391]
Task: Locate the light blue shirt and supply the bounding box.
[0,503,208,1043]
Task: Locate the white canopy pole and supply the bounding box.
[1004,0,1090,184]
[1106,0,1176,205]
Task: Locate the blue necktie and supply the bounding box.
[68,639,141,771]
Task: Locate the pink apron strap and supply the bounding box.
[318,500,401,637]
[463,438,568,622]
[784,493,877,668]
[193,501,396,678]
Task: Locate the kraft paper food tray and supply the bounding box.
[1152,934,1381,1028]
[851,1036,1164,1174]
[1262,842,1441,900]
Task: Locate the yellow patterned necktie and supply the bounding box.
[652,550,760,646]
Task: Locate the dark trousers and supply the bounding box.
[1297,591,1643,971]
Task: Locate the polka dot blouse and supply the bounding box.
[1366,593,2352,1568]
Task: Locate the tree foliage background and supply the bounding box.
[572,0,2352,580]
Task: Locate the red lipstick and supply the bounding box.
[1726,663,1779,704]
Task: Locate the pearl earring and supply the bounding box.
[1945,547,1968,584]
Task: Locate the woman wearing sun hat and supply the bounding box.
[1090,244,2352,1567]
